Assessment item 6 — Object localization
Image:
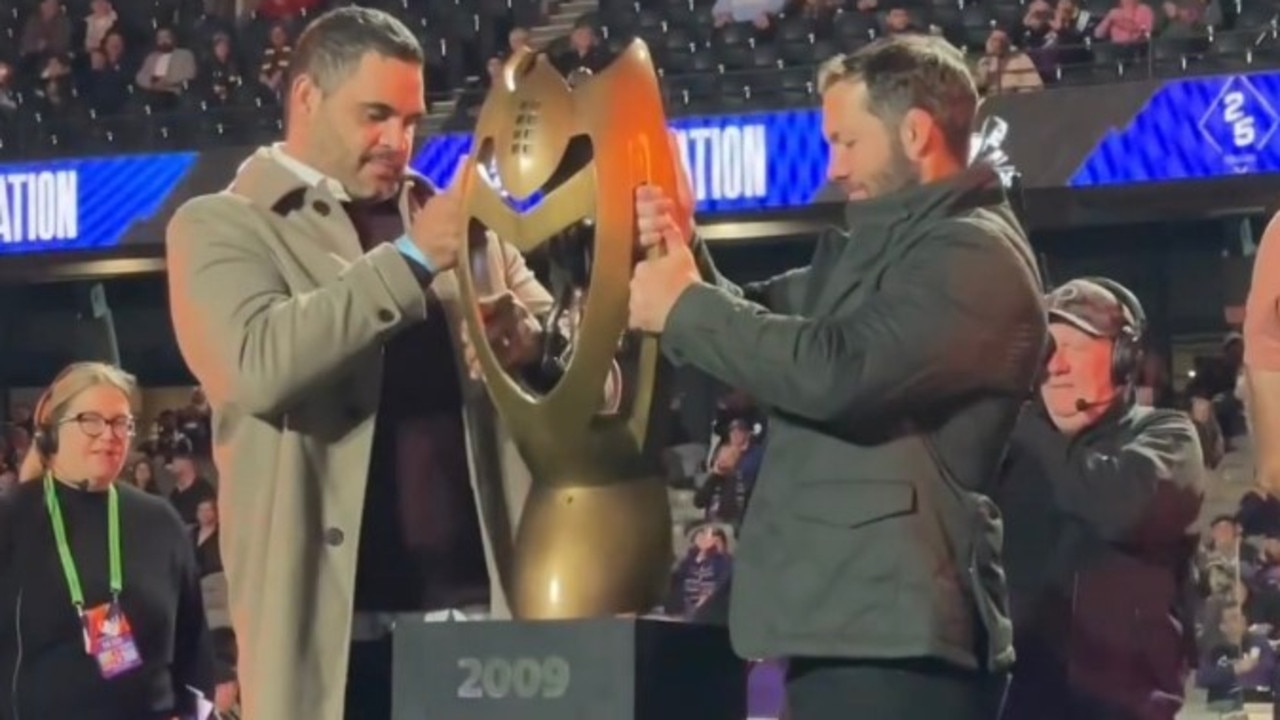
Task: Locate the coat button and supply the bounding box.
[377,309,395,323]
[324,527,345,547]
[312,200,330,216]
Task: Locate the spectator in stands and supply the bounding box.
[694,441,751,525]
[880,7,919,35]
[9,403,33,435]
[168,448,216,527]
[1237,485,1280,538]
[257,0,323,21]
[1198,515,1257,597]
[1094,0,1155,43]
[83,40,130,114]
[668,524,733,618]
[210,628,241,720]
[1190,394,1226,468]
[791,0,846,25]
[975,29,1043,95]
[1198,601,1275,712]
[508,26,532,57]
[1236,579,1280,638]
[1192,336,1249,440]
[1157,0,1208,37]
[38,53,73,96]
[257,23,293,97]
[1135,350,1177,408]
[552,20,607,76]
[19,0,72,72]
[82,0,118,55]
[0,62,18,117]
[193,498,223,578]
[126,457,161,495]
[1252,530,1280,589]
[38,80,75,140]
[205,32,244,105]
[144,408,192,462]
[1049,0,1090,46]
[179,387,212,457]
[713,0,785,29]
[1021,0,1054,47]
[205,0,235,21]
[135,27,198,107]
[8,425,31,466]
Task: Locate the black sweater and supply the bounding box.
[0,479,214,720]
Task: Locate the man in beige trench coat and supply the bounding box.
[166,8,551,720]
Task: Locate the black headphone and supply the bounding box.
[1079,276,1148,388]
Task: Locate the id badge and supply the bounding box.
[82,603,143,679]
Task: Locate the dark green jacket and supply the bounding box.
[662,165,1047,671]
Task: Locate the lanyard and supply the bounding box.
[43,473,122,612]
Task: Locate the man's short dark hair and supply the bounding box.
[817,35,977,161]
[289,6,423,94]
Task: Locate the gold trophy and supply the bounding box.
[455,40,678,619]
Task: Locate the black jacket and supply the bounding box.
[661,165,1046,669]
[997,403,1205,718]
[0,480,215,720]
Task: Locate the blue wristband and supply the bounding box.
[394,235,436,274]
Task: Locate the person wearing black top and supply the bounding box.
[192,498,223,579]
[996,279,1204,720]
[168,449,216,528]
[0,362,214,720]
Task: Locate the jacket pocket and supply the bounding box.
[768,480,919,638]
[789,479,917,529]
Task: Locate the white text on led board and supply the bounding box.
[0,170,78,243]
[675,124,768,203]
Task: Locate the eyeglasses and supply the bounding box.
[59,412,136,439]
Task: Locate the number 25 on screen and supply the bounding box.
[1223,91,1258,149]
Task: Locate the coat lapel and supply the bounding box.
[231,149,363,263]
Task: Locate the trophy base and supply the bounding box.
[512,479,673,618]
[392,616,746,720]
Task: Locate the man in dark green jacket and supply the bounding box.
[628,35,1047,720]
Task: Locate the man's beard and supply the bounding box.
[870,137,922,198]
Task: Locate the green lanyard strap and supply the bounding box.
[43,474,122,611]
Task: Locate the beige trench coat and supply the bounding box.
[165,149,549,720]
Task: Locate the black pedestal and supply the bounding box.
[392,616,746,720]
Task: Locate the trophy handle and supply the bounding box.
[575,39,679,455]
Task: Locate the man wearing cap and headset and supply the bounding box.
[996,277,1205,720]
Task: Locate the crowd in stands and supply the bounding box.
[1,0,1279,158]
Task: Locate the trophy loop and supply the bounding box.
[456,40,677,618]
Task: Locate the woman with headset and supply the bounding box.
[995,278,1206,720]
[0,362,215,720]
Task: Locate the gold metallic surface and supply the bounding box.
[456,41,678,619]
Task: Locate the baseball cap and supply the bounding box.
[1046,279,1134,339]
